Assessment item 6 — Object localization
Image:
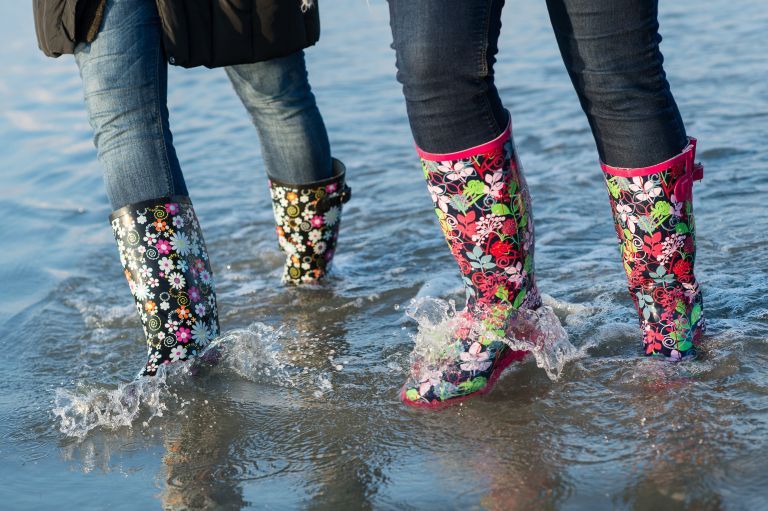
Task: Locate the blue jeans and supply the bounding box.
[75,0,332,210]
[388,0,688,167]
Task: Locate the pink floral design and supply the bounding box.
[603,139,704,357]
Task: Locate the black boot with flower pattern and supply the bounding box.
[602,138,704,359]
[110,197,219,376]
[402,119,542,408]
[268,159,351,284]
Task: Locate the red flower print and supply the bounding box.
[165,203,180,215]
[490,241,513,258]
[501,218,517,237]
[672,259,692,280]
[326,183,338,193]
[188,286,201,302]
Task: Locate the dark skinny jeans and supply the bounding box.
[388,0,688,167]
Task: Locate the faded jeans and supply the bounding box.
[388,0,688,167]
[75,0,332,210]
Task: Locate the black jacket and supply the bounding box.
[33,0,320,68]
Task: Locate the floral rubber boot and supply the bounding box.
[602,138,704,359]
[402,118,542,408]
[110,196,219,376]
[269,158,351,284]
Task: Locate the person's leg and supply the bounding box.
[75,0,187,208]
[546,0,687,167]
[225,52,350,284]
[75,0,219,375]
[547,0,703,357]
[389,0,538,407]
[225,51,331,184]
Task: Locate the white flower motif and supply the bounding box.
[170,232,190,256]
[169,345,187,362]
[428,184,451,213]
[459,342,492,372]
[629,177,662,201]
[439,160,473,181]
[194,303,206,316]
[167,272,186,290]
[172,216,184,228]
[137,214,147,224]
[314,241,327,255]
[138,265,152,279]
[158,257,175,272]
[308,230,322,242]
[134,283,150,301]
[616,204,638,233]
[160,301,170,311]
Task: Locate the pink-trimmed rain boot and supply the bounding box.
[602,138,704,359]
[401,117,541,408]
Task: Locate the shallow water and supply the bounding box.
[2,0,767,509]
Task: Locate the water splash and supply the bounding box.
[204,323,292,385]
[52,369,172,439]
[52,322,334,438]
[404,296,579,381]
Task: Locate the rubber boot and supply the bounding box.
[268,158,351,284]
[110,196,219,376]
[602,138,704,359]
[401,118,541,408]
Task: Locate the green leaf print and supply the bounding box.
[676,300,687,314]
[491,203,512,216]
[458,376,488,393]
[675,223,690,234]
[508,181,518,196]
[677,340,693,352]
[690,303,702,326]
[463,180,485,197]
[495,286,509,302]
[524,254,533,273]
[519,213,528,228]
[405,388,420,401]
[421,160,430,180]
[651,201,672,223]
[512,289,527,309]
[606,178,621,199]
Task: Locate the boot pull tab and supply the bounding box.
[692,162,704,181]
[316,184,352,214]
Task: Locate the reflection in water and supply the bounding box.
[160,397,246,510]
